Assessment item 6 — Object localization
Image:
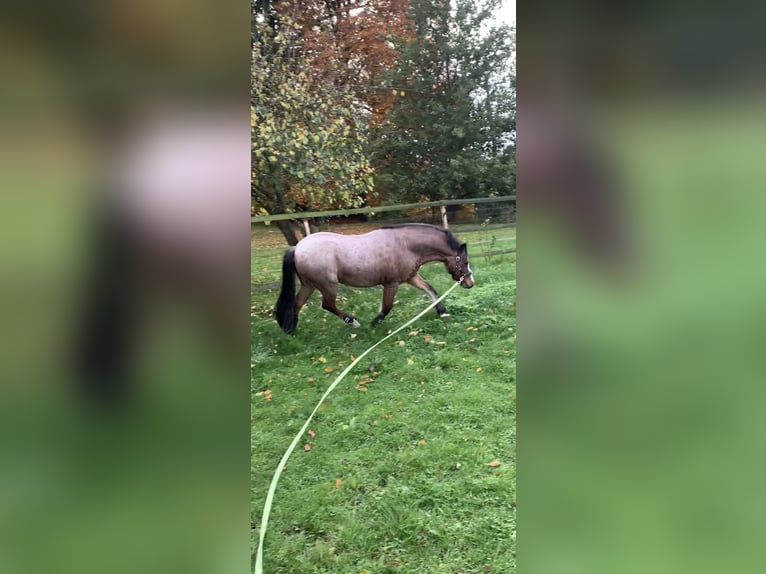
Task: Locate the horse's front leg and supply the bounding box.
[320,288,360,328]
[407,274,450,319]
[372,283,400,325]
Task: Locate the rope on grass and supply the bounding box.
[254,280,462,574]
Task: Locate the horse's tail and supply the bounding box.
[275,247,298,333]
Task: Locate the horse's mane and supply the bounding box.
[380,223,463,251]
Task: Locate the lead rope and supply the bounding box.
[254,280,462,574]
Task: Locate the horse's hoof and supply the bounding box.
[439,313,451,320]
[351,319,361,328]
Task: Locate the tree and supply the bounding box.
[251,10,374,245]
[273,0,413,125]
[372,0,515,204]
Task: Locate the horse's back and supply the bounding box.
[294,232,344,261]
[296,230,385,257]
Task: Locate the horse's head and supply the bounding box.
[446,242,474,289]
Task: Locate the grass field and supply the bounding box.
[251,224,516,574]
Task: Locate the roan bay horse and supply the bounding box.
[275,223,474,333]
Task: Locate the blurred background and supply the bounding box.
[519,1,766,573]
[0,1,250,573]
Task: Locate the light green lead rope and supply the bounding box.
[254,281,461,574]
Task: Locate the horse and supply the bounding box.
[274,223,474,333]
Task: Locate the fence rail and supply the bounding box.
[251,195,516,223]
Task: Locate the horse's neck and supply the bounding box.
[407,231,452,265]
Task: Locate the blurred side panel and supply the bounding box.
[0,1,250,573]
[519,2,766,573]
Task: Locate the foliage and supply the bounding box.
[273,0,413,125]
[251,0,516,243]
[372,0,516,203]
[251,14,374,236]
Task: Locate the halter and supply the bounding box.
[454,254,472,284]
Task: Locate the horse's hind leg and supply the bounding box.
[319,287,360,328]
[407,274,450,319]
[292,284,315,328]
[372,283,400,325]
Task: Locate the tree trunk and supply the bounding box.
[276,220,301,246]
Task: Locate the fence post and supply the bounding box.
[302,219,311,236]
[440,205,449,229]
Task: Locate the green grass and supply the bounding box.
[251,225,516,574]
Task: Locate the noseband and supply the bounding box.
[454,254,472,284]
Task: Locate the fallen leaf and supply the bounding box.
[476,367,482,372]
[304,443,312,452]
[398,340,405,346]
[424,335,432,343]
[468,337,477,343]
[318,356,327,363]
[338,361,345,366]
[436,341,446,345]
[308,429,316,438]
[487,459,501,467]
[350,333,357,339]
[307,377,315,383]
[417,439,427,446]
[456,463,462,470]
[350,354,356,361]
[466,326,476,332]
[324,366,334,373]
[407,358,414,365]
[409,330,419,336]
[487,566,494,572]
[369,364,376,372]
[356,386,368,392]
[335,478,343,489]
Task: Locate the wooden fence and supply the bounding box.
[251,195,516,224]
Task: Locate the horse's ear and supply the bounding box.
[460,242,467,254]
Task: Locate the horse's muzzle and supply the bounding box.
[461,275,474,289]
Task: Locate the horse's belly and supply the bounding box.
[336,268,380,287]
